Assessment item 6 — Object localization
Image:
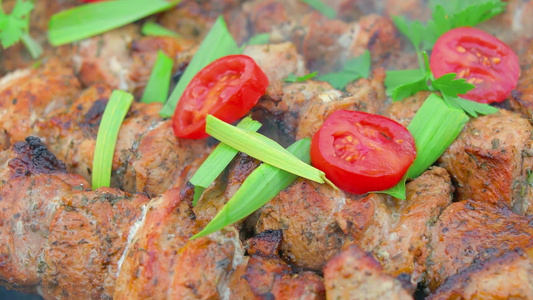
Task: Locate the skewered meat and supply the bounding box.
[439,109,533,215]
[323,245,413,300]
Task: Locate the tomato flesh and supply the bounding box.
[311,110,416,194]
[430,27,520,104]
[172,55,268,139]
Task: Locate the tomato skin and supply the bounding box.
[430,27,520,104]
[310,110,416,194]
[172,55,268,139]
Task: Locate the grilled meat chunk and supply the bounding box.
[0,61,81,145]
[228,230,325,299]
[323,245,413,300]
[114,187,245,299]
[427,199,533,291]
[0,138,89,292]
[439,109,533,214]
[428,248,533,300]
[41,188,149,299]
[37,85,211,197]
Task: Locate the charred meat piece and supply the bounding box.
[0,60,81,145]
[37,85,211,197]
[439,109,533,215]
[427,199,533,291]
[228,230,325,299]
[114,187,245,299]
[428,248,533,300]
[323,245,413,300]
[256,178,351,270]
[41,188,149,299]
[0,138,89,292]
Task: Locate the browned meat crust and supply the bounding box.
[0,138,89,292]
[428,248,533,300]
[439,109,533,214]
[323,245,413,300]
[41,188,149,299]
[427,199,533,291]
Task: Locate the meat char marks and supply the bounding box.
[0,137,89,292]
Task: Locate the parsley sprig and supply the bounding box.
[317,50,371,89]
[386,52,498,117]
[0,0,42,58]
[394,0,505,57]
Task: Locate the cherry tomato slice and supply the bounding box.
[430,27,520,104]
[172,55,268,139]
[310,110,416,194]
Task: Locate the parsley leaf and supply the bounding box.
[284,71,318,83]
[0,0,33,48]
[318,50,371,90]
[0,0,41,58]
[394,0,505,53]
[385,52,498,118]
[299,0,336,19]
[247,33,270,45]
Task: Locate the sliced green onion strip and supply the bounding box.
[373,94,468,199]
[299,0,337,19]
[192,138,312,239]
[48,0,181,46]
[406,94,469,179]
[140,51,173,104]
[206,115,333,186]
[159,15,241,117]
[246,33,270,45]
[21,33,43,59]
[191,117,262,206]
[92,90,134,189]
[141,22,181,38]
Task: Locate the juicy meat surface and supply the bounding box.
[428,248,533,300]
[439,109,533,214]
[323,245,413,300]
[0,138,89,292]
[41,188,149,299]
[427,199,533,290]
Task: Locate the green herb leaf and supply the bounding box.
[431,73,475,97]
[406,93,469,179]
[442,94,499,117]
[141,22,181,38]
[20,32,42,59]
[192,138,312,239]
[0,0,41,58]
[299,0,337,19]
[140,51,173,104]
[48,0,181,46]
[206,115,334,186]
[376,175,407,200]
[159,16,241,117]
[246,33,270,45]
[393,0,505,54]
[284,71,318,83]
[191,117,262,206]
[92,90,134,189]
[318,50,371,90]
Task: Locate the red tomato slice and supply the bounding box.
[172,55,268,139]
[310,110,416,194]
[430,27,520,104]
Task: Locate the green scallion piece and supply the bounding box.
[299,0,337,19]
[141,22,181,38]
[159,15,241,117]
[20,33,43,59]
[192,138,312,239]
[92,90,134,189]
[140,51,173,104]
[407,93,469,178]
[206,115,333,186]
[48,0,181,46]
[191,117,262,206]
[246,33,270,45]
